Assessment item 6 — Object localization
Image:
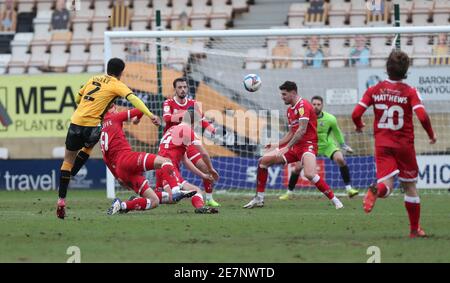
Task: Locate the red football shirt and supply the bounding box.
[286,97,318,146]
[100,109,143,173]
[158,123,200,167]
[358,79,423,148]
[162,97,213,133]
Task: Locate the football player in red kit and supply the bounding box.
[352,50,437,238]
[101,104,195,215]
[157,106,220,214]
[162,77,220,207]
[243,81,343,209]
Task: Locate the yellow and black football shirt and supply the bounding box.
[71,75,133,127]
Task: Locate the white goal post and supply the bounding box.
[104,25,450,199]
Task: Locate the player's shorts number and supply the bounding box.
[100,132,109,153]
[375,104,404,130]
[160,132,172,149]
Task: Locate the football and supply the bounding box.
[243,74,262,92]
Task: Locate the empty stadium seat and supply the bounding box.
[28,40,50,74]
[328,45,349,68]
[49,37,70,72]
[172,0,191,16]
[349,0,366,26]
[288,3,308,28]
[231,0,249,13]
[33,10,52,41]
[412,0,434,25]
[9,33,33,74]
[433,0,450,25]
[244,48,267,69]
[413,45,433,66]
[78,0,95,18]
[72,17,92,40]
[212,0,233,17]
[399,0,414,25]
[131,0,152,30]
[86,39,104,73]
[94,0,112,17]
[0,54,11,74]
[328,2,351,27]
[91,18,109,40]
[67,37,89,73]
[36,0,53,12]
[191,0,211,29]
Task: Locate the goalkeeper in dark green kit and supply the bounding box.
[279,96,359,200]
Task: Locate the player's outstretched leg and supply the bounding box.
[107,197,155,215]
[108,186,160,215]
[70,147,92,177]
[243,161,268,209]
[303,154,343,209]
[363,182,392,213]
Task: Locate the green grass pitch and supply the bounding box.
[0,190,449,263]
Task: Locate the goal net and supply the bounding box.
[105,26,450,198]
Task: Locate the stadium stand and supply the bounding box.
[0,0,448,162]
[0,0,446,73]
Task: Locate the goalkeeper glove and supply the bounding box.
[341,144,354,153]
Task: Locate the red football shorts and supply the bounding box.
[186,144,202,164]
[155,165,186,190]
[375,145,419,183]
[282,142,318,164]
[115,152,157,195]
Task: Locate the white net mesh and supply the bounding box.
[107,28,450,196]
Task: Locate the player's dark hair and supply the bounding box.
[311,96,323,103]
[279,81,297,92]
[386,50,409,80]
[107,58,125,77]
[173,77,187,88]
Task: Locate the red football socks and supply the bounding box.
[192,194,204,208]
[125,198,149,211]
[203,179,213,194]
[404,196,421,232]
[376,183,390,198]
[256,165,268,193]
[312,175,334,200]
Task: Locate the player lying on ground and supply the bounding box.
[157,106,220,214]
[102,104,197,215]
[279,95,359,200]
[352,50,436,238]
[56,58,160,219]
[244,81,343,209]
[162,77,220,208]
